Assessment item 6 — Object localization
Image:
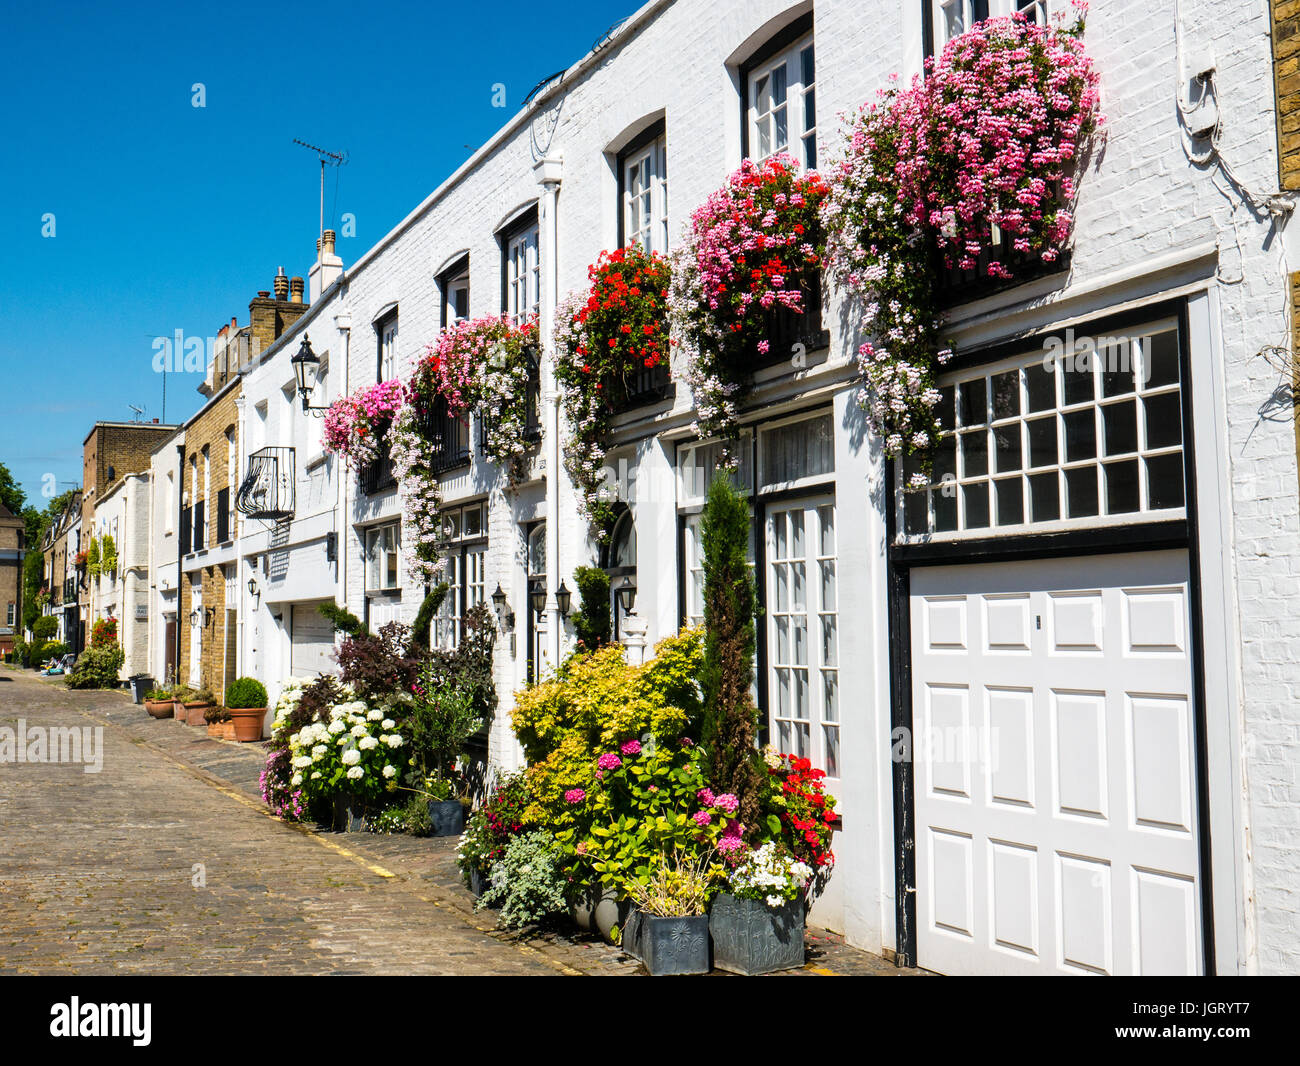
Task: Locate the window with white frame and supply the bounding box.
[759,412,835,491]
[165,470,175,533]
[433,502,487,649]
[678,434,756,628]
[441,258,470,327]
[364,523,400,591]
[377,311,398,382]
[929,1,1050,54]
[620,127,669,254]
[6,603,14,627]
[505,221,540,323]
[745,22,816,168]
[901,320,1186,538]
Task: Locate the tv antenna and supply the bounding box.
[127,403,145,422]
[293,138,348,241]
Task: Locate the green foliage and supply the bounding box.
[475,831,568,929]
[37,641,67,662]
[85,537,101,578]
[424,603,498,725]
[511,628,704,829]
[0,461,26,518]
[570,566,611,652]
[407,662,483,786]
[66,644,125,689]
[145,688,172,701]
[699,474,766,835]
[317,601,367,638]
[367,794,432,836]
[224,677,267,709]
[457,771,529,881]
[99,534,117,576]
[21,550,43,631]
[408,582,449,653]
[31,615,58,643]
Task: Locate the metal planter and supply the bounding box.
[626,910,711,976]
[708,892,805,975]
[331,794,367,833]
[427,799,465,837]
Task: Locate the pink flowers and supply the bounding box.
[321,379,406,469]
[697,787,715,807]
[596,752,622,771]
[693,811,713,827]
[713,793,739,814]
[564,788,586,805]
[620,739,642,756]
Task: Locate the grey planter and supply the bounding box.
[709,892,805,975]
[427,799,465,837]
[331,794,367,833]
[626,910,711,976]
[469,867,488,898]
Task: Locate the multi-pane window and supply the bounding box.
[443,264,470,327]
[364,523,400,591]
[377,312,398,382]
[6,603,14,627]
[622,133,668,254]
[902,321,1186,537]
[434,502,487,649]
[767,499,839,783]
[748,33,816,168]
[506,224,540,323]
[930,1,1049,53]
[678,434,755,628]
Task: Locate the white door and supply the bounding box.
[910,549,1201,976]
[765,496,840,789]
[188,583,202,686]
[290,602,337,677]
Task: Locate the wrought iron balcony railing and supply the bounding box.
[236,446,296,520]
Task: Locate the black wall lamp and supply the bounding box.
[529,579,547,619]
[491,583,514,629]
[555,580,571,619]
[291,335,331,415]
[616,577,636,616]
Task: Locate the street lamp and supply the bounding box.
[616,577,636,616]
[291,335,330,415]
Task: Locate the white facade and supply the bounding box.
[148,433,183,686]
[91,472,152,677]
[219,0,1300,974]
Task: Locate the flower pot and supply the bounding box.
[228,706,265,743]
[183,701,212,727]
[626,910,710,976]
[468,867,489,898]
[144,699,173,719]
[593,887,629,943]
[709,892,805,975]
[331,794,367,833]
[206,722,223,738]
[569,888,596,933]
[220,721,237,741]
[427,799,465,837]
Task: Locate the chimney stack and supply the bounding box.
[273,267,289,301]
[290,276,305,303]
[309,228,344,303]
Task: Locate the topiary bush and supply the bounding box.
[66,644,125,689]
[317,602,367,639]
[570,566,611,652]
[31,615,58,643]
[225,677,268,709]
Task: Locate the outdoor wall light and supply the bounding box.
[247,577,261,607]
[529,579,547,619]
[616,577,636,616]
[555,580,571,619]
[491,583,514,629]
[291,335,330,415]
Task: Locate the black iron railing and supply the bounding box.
[360,451,398,494]
[418,400,471,473]
[236,446,296,520]
[611,361,673,412]
[749,275,829,370]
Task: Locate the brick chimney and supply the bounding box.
[250,270,309,353]
[309,228,343,303]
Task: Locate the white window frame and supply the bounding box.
[622,134,669,255]
[898,317,1187,542]
[506,225,540,323]
[931,0,1051,54]
[757,410,836,496]
[445,267,470,325]
[364,522,400,592]
[434,502,488,648]
[747,32,816,168]
[378,314,398,383]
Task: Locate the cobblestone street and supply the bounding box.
[0,670,914,977]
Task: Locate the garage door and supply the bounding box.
[910,549,1201,976]
[290,602,336,677]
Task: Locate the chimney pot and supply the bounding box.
[257,290,271,298]
[322,229,337,255]
[273,272,289,300]
[290,276,305,303]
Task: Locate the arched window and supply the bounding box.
[526,521,546,682]
[604,508,636,640]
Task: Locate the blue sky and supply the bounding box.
[0,0,638,506]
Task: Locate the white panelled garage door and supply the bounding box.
[290,602,336,677]
[910,549,1201,976]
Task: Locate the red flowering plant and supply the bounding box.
[321,378,406,471]
[555,245,672,537]
[90,616,118,649]
[759,746,837,894]
[669,153,828,451]
[457,771,530,885]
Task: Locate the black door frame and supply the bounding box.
[886,297,1216,974]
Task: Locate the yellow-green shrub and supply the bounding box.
[511,628,704,826]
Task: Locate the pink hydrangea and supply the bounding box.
[717,835,746,854]
[693,811,713,827]
[697,787,715,807]
[713,793,739,814]
[620,739,642,756]
[564,788,586,805]
[596,753,622,771]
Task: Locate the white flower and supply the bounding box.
[311,771,322,780]
[359,736,379,751]
[311,744,327,757]
[291,773,303,786]
[350,723,368,738]
[341,749,361,766]
[328,719,345,735]
[382,764,397,779]
[367,708,384,721]
[381,718,395,730]
[385,734,404,749]
[292,755,311,769]
[346,766,364,780]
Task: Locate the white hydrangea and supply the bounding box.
[382,764,397,779]
[346,766,364,780]
[381,719,395,730]
[341,749,361,766]
[358,736,378,751]
[367,709,384,721]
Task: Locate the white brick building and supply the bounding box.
[229,0,1300,974]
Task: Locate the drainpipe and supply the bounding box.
[174,442,184,678]
[334,312,351,618]
[534,155,563,672]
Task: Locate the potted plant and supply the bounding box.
[170,684,194,719]
[204,704,235,740]
[224,678,268,743]
[622,850,714,976]
[457,772,528,897]
[180,687,215,727]
[710,841,811,975]
[144,688,174,718]
[406,664,482,836]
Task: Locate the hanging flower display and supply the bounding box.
[821,6,1100,477]
[389,357,446,585]
[424,314,539,480]
[322,378,406,470]
[670,152,829,452]
[554,244,671,536]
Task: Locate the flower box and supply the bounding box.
[624,910,711,976]
[709,892,805,975]
[331,794,367,833]
[427,798,465,837]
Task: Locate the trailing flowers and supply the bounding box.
[322,378,406,470]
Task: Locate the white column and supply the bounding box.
[534,155,564,670]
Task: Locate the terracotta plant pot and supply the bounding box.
[220,721,237,741]
[183,701,212,727]
[144,699,173,719]
[206,722,223,738]
[228,706,266,743]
